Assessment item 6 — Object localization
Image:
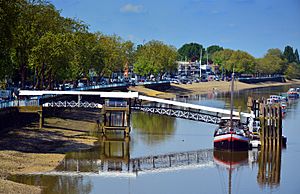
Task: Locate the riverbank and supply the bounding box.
[129,79,300,98]
[1,79,300,193]
[0,109,100,194]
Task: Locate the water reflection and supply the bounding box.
[213,150,249,194]
[9,174,92,194]
[213,150,249,169]
[257,145,282,189]
[132,112,176,145]
[55,134,131,173]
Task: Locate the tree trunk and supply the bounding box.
[20,63,26,89]
[41,62,45,89]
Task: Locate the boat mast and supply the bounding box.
[199,48,202,78]
[230,70,235,131]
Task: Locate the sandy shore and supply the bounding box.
[129,79,300,98]
[0,109,100,194]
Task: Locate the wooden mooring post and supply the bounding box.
[259,102,282,148]
[248,97,283,186]
[100,99,131,136]
[248,97,283,147]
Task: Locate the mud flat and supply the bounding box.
[0,109,100,194]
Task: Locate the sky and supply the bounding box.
[49,0,300,57]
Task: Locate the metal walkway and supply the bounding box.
[16,90,253,121]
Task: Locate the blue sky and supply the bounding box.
[50,0,300,57]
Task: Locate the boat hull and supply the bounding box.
[214,134,249,151]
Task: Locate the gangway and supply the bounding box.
[16,90,254,124]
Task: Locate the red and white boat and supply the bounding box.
[213,72,250,151]
[214,117,250,151]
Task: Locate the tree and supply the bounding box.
[90,34,133,79]
[285,62,300,79]
[134,40,178,77]
[29,32,75,89]
[211,49,234,75]
[294,49,300,64]
[177,43,204,62]
[227,50,256,73]
[0,0,23,80]
[207,45,223,56]
[256,49,286,75]
[212,49,255,74]
[12,0,72,88]
[283,45,295,63]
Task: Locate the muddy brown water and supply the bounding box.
[9,84,300,194]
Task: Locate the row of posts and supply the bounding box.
[247,97,283,148]
[248,97,283,187]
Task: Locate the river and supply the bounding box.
[9,85,300,194]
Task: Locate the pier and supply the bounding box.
[6,90,255,133]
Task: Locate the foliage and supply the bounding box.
[0,0,23,79]
[2,0,300,89]
[29,32,75,89]
[177,43,204,62]
[211,49,254,73]
[256,49,287,75]
[134,40,178,77]
[283,45,296,63]
[294,49,300,64]
[285,63,300,79]
[92,34,134,78]
[207,45,223,56]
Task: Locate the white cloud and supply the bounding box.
[120,4,144,13]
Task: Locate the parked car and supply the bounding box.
[180,78,189,84]
[171,79,180,84]
[201,76,208,82]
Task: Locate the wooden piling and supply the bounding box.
[259,101,282,148]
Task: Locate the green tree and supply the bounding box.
[227,50,256,73]
[0,0,23,80]
[12,0,71,88]
[211,49,234,74]
[29,32,75,89]
[134,40,178,77]
[294,49,299,64]
[207,45,223,56]
[285,62,300,79]
[88,34,133,80]
[70,32,97,84]
[177,43,204,62]
[256,49,286,75]
[283,45,295,63]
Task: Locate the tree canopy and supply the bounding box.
[134,41,178,77]
[177,43,204,62]
[256,49,287,75]
[211,49,255,74]
[1,0,300,88]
